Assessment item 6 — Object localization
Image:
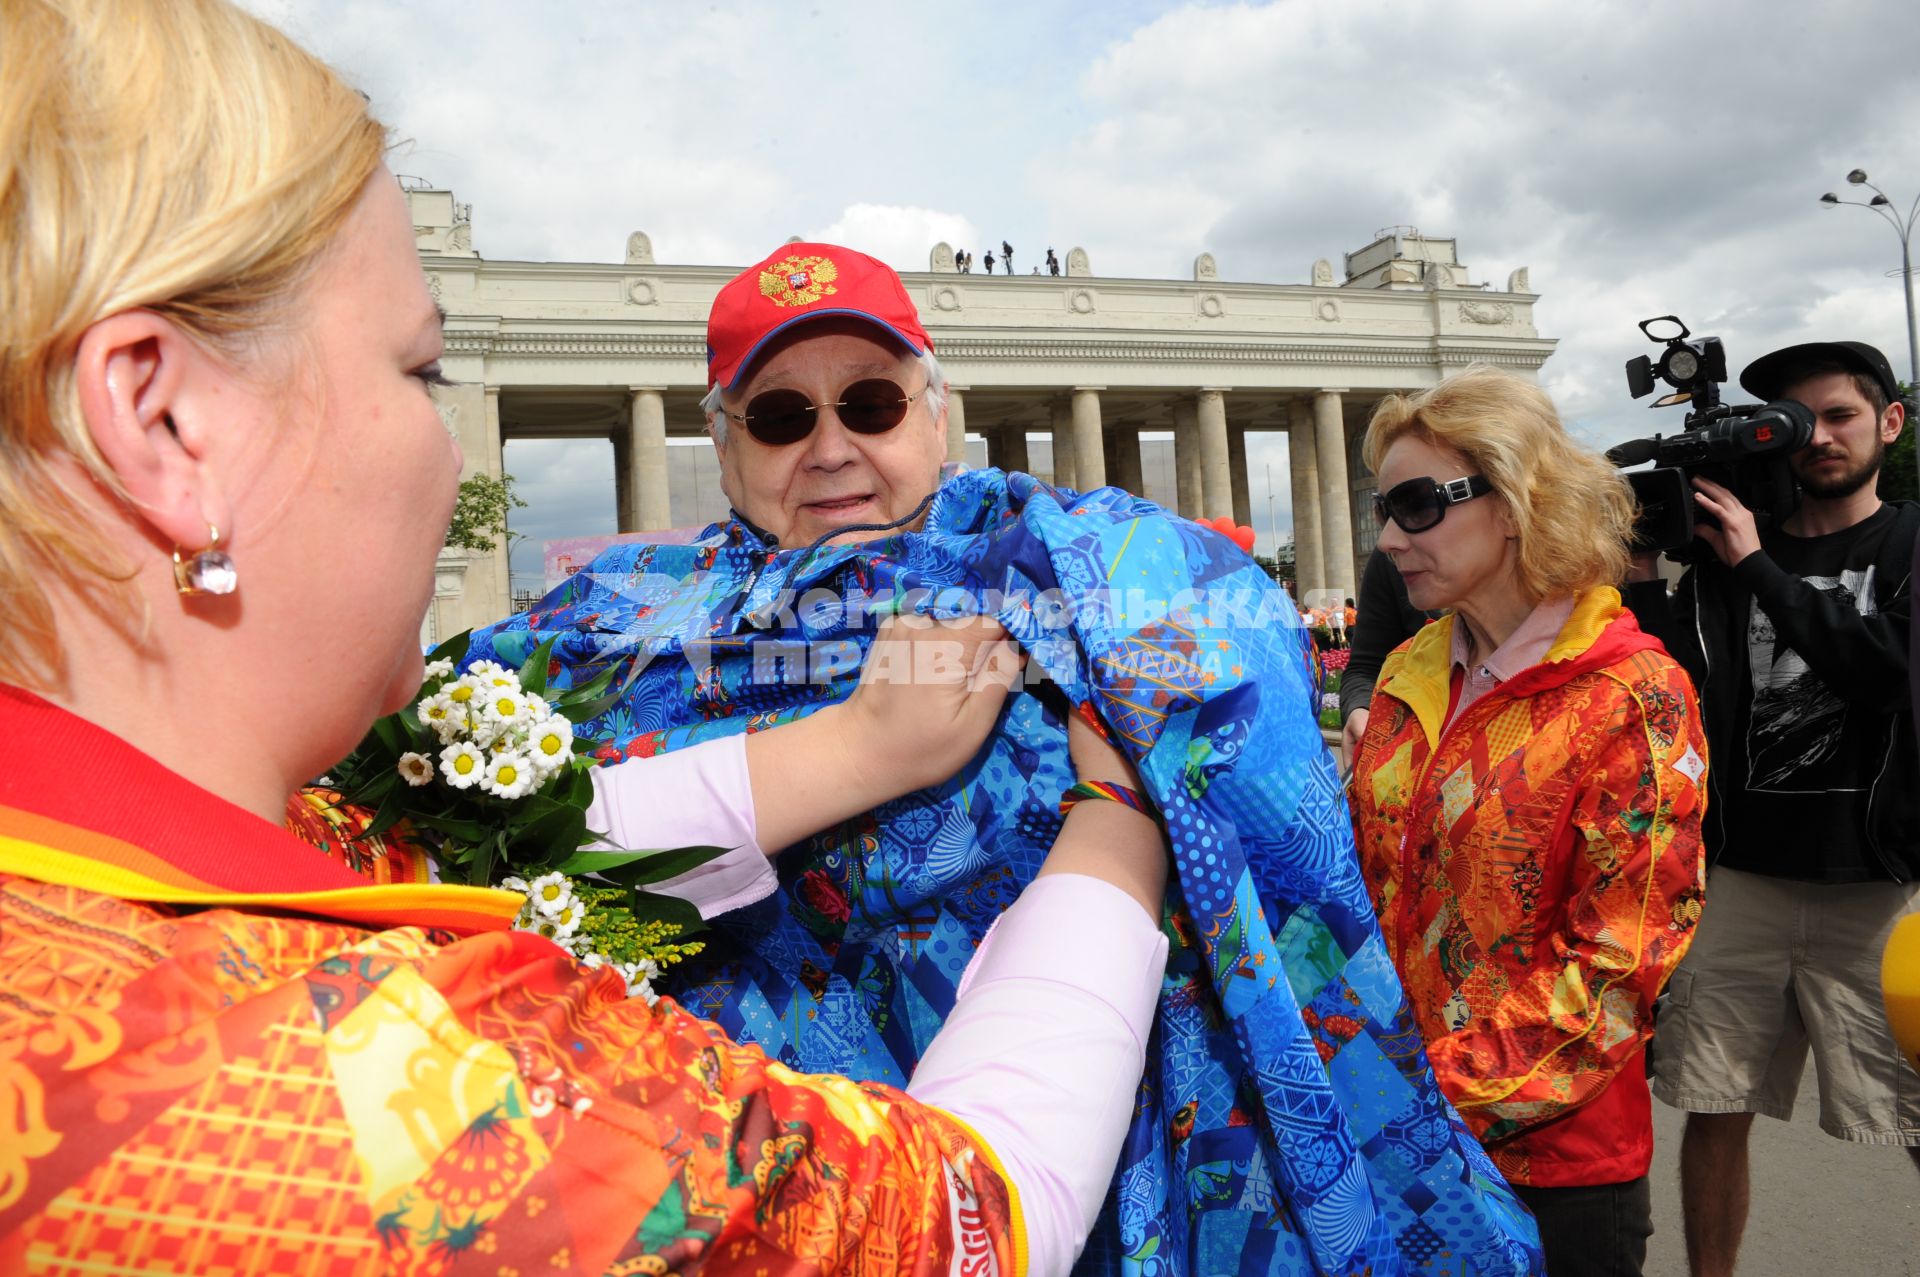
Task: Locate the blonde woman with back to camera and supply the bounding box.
[0,2,1172,1273]
[1345,367,1710,1277]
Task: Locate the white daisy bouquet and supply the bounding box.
[329,632,722,992]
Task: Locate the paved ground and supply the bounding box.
[1643,1088,1918,1274]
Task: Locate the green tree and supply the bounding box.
[444,472,527,553]
[1879,382,1918,503]
[1258,539,1298,595]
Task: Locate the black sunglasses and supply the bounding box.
[1371,473,1494,534]
[725,377,925,447]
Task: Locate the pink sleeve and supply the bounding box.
[906,873,1168,1277]
[583,735,778,919]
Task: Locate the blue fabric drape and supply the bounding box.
[468,469,1541,1276]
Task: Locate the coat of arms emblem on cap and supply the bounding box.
[759,254,839,308]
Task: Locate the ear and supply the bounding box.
[72,311,233,552]
[706,396,732,465]
[1882,398,1905,446]
[708,408,742,509]
[1495,492,1521,539]
[927,382,951,452]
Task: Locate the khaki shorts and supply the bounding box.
[1650,866,1920,1143]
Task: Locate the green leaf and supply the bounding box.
[411,812,492,844]
[627,889,709,939]
[557,843,734,886]
[428,628,473,669]
[470,832,499,887]
[358,769,401,805]
[558,654,649,725]
[508,806,588,867]
[356,783,409,842]
[556,660,621,706]
[369,713,407,758]
[518,635,561,700]
[556,764,594,809]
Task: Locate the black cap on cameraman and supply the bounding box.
[1739,341,1900,406]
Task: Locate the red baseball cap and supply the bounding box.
[706,242,932,391]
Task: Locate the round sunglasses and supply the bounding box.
[725,377,926,447]
[1371,473,1494,534]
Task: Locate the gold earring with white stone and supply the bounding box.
[172,523,237,596]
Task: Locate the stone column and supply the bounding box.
[1314,389,1356,599]
[1229,424,1252,528]
[1112,427,1144,496]
[424,548,469,649]
[1287,399,1324,597]
[1050,400,1076,489]
[611,429,633,532]
[1196,388,1232,521]
[1172,397,1203,518]
[1071,388,1106,490]
[435,380,509,633]
[944,387,968,464]
[628,387,670,530]
[999,424,1030,476]
[481,386,510,617]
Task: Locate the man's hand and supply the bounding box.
[1341,708,1370,762]
[835,615,1024,796]
[1691,476,1762,568]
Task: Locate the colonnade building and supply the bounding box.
[408,185,1555,639]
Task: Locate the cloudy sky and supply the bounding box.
[250,0,1920,575]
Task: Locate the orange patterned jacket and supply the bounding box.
[1347,588,1707,1187]
[0,687,1019,1276]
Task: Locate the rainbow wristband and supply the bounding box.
[1058,780,1156,820]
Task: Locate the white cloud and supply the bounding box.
[809,205,983,273]
[252,0,1920,549]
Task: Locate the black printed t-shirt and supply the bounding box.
[1719,505,1902,882]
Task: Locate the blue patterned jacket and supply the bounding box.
[468,469,1542,1276]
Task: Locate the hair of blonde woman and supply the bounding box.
[1363,366,1635,604]
[0,0,387,689]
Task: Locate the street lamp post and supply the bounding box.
[1821,169,1920,393]
[1265,463,1280,578]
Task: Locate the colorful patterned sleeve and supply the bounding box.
[0,877,1021,1277]
[1430,652,1708,1140]
[283,787,435,884]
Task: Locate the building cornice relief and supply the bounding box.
[441,328,1553,373]
[1431,340,1559,369]
[933,336,1551,369]
[443,332,706,358]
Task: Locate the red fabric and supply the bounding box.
[0,684,377,895]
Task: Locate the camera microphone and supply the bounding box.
[1605,437,1662,467]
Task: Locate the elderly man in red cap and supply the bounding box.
[698,243,953,551]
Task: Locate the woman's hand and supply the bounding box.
[835,615,1024,795]
[746,616,1023,853]
[1066,700,1143,790]
[1040,702,1167,918]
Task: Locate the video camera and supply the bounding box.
[1607,316,1815,557]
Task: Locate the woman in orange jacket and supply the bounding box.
[1347,367,1709,1277]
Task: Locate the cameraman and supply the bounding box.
[1625,340,1920,1277]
